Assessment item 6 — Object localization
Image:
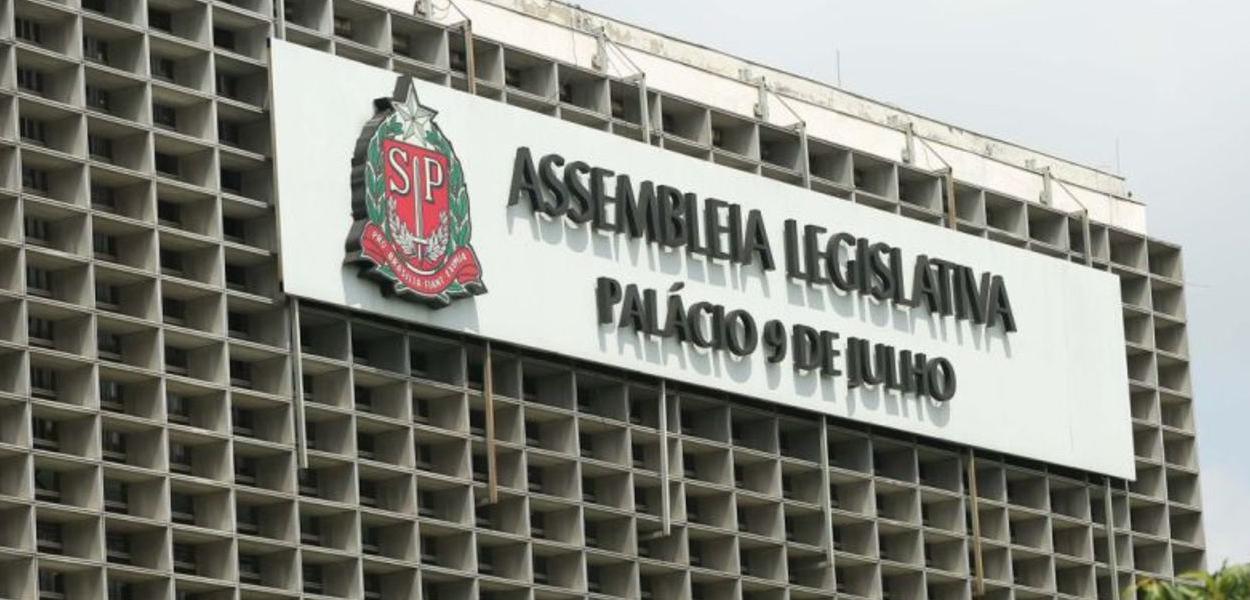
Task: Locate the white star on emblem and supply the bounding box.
[392,83,437,142]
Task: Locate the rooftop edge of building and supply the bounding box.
[404,0,1149,234]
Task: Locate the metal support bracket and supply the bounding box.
[288,297,308,468]
[483,341,498,504]
[629,73,653,144]
[1052,178,1097,267]
[462,21,477,96]
[1104,477,1121,600]
[1040,165,1054,206]
[796,121,811,187]
[941,167,958,230]
[594,30,651,144]
[746,73,768,120]
[658,379,671,535]
[817,420,835,572]
[592,27,609,72]
[273,0,287,40]
[751,79,809,181]
[901,122,916,165]
[967,448,986,597]
[1080,209,1093,267]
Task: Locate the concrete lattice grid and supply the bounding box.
[0,0,1202,598]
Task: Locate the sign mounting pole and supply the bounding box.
[967,448,986,597]
[484,340,498,504]
[658,379,671,536]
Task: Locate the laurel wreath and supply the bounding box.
[363,110,472,293]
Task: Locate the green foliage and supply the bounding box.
[365,117,406,227]
[424,125,471,253]
[1129,563,1250,600]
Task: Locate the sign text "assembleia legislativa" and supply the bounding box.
[507,147,1022,401]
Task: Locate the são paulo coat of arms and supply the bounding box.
[345,76,486,307]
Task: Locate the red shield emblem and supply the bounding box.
[346,77,486,307]
[383,139,450,271]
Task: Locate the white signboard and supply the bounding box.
[270,40,1134,479]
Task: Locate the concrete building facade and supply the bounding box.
[0,0,1203,599]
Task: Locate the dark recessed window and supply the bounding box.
[235,456,258,486]
[159,249,184,275]
[169,442,193,473]
[236,502,259,533]
[165,346,189,375]
[154,152,180,176]
[97,331,124,361]
[22,166,49,194]
[359,479,378,507]
[212,27,236,50]
[222,215,246,242]
[420,535,437,562]
[364,574,382,599]
[107,580,132,600]
[225,264,248,291]
[17,67,44,94]
[298,468,318,496]
[31,416,59,451]
[34,468,61,501]
[229,359,252,388]
[99,380,124,412]
[299,514,321,545]
[354,386,372,411]
[472,454,488,482]
[157,199,181,225]
[231,406,255,436]
[238,554,262,584]
[170,491,195,524]
[24,216,51,245]
[332,16,352,38]
[15,18,42,44]
[162,297,186,325]
[19,117,46,145]
[148,8,172,32]
[95,282,121,309]
[220,168,243,195]
[93,232,118,260]
[102,429,127,462]
[357,432,375,458]
[27,265,54,294]
[227,311,250,337]
[103,478,128,513]
[167,393,191,423]
[215,73,239,98]
[172,543,196,574]
[392,34,411,57]
[105,532,131,564]
[218,120,241,146]
[37,569,64,599]
[28,317,55,347]
[83,36,110,64]
[91,184,116,210]
[88,135,113,161]
[153,103,178,129]
[86,86,111,112]
[30,366,58,400]
[150,56,176,82]
[36,521,63,553]
[303,564,324,595]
